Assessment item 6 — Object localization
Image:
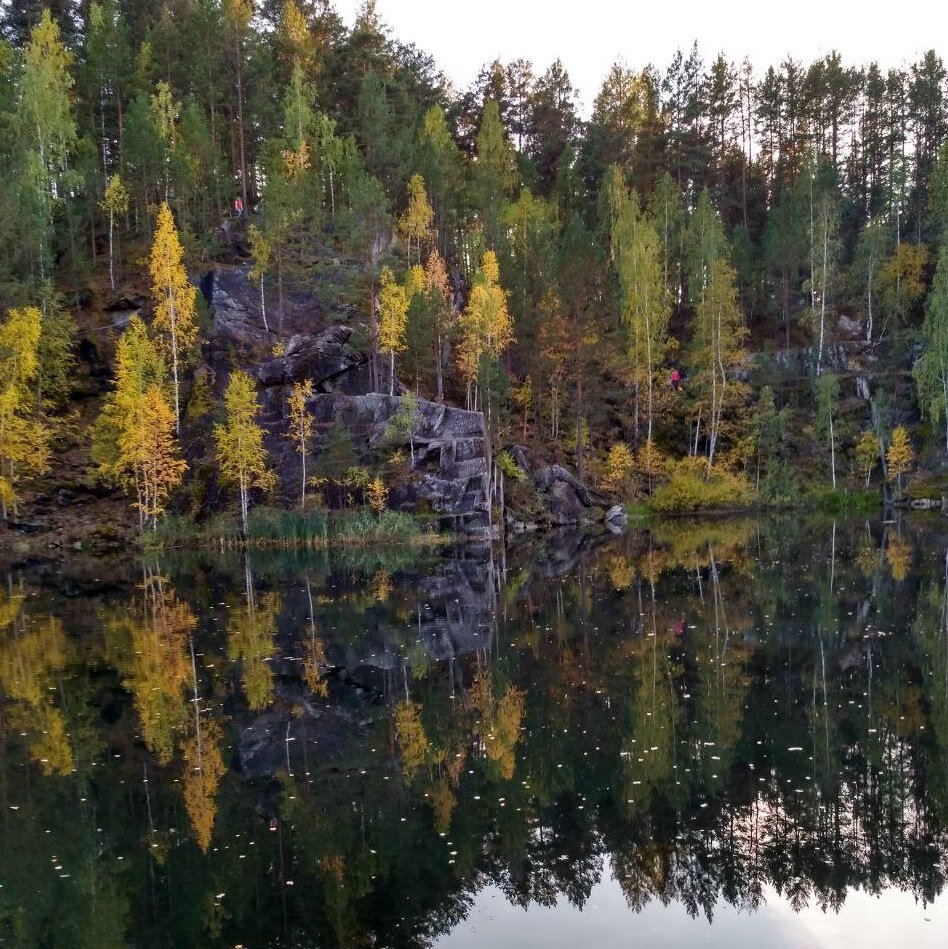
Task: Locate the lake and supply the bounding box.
[2,514,947,947]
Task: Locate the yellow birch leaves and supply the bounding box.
[150,202,198,433]
[92,316,186,529]
[215,371,275,534]
[0,307,50,518]
[456,250,514,405]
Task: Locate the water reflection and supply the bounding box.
[1,515,947,946]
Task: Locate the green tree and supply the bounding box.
[215,371,276,535]
[471,99,516,252]
[914,242,948,453]
[101,173,128,291]
[688,258,749,469]
[612,185,670,451]
[15,10,77,287]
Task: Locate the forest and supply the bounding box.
[2,0,948,536]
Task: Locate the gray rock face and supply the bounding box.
[257,387,492,536]
[257,326,371,394]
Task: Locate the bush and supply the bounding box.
[496,450,526,482]
[651,457,753,512]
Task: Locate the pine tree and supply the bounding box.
[149,202,198,433]
[915,243,948,453]
[215,371,276,535]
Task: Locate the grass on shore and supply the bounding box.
[139,505,444,551]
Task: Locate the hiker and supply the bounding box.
[670,367,681,391]
[234,196,243,218]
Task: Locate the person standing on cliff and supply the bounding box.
[234,196,243,218]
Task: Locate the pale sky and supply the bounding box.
[333,0,943,114]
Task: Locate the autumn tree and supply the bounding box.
[287,380,314,508]
[886,426,914,501]
[379,267,409,395]
[398,173,434,263]
[92,316,186,529]
[106,570,194,765]
[0,307,50,519]
[150,202,198,433]
[215,371,275,535]
[457,250,514,416]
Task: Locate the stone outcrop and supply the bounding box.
[507,445,615,527]
[257,326,371,394]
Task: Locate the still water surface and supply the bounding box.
[2,515,947,947]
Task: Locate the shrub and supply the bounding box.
[651,457,753,512]
[496,449,526,482]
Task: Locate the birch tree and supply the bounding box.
[149,201,198,433]
[215,371,275,535]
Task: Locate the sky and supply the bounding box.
[332,0,942,114]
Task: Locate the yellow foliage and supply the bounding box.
[379,267,409,355]
[366,476,389,515]
[181,717,226,853]
[886,426,914,481]
[398,174,434,260]
[111,573,194,764]
[395,699,430,779]
[0,609,74,776]
[149,202,198,429]
[887,533,911,583]
[101,173,129,215]
[0,307,50,516]
[215,371,276,531]
[228,590,282,711]
[601,442,634,492]
[457,251,514,391]
[651,456,753,512]
[605,554,634,590]
[370,569,392,601]
[855,429,879,486]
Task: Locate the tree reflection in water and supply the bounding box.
[1,515,948,946]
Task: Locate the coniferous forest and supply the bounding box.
[3,0,948,540]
